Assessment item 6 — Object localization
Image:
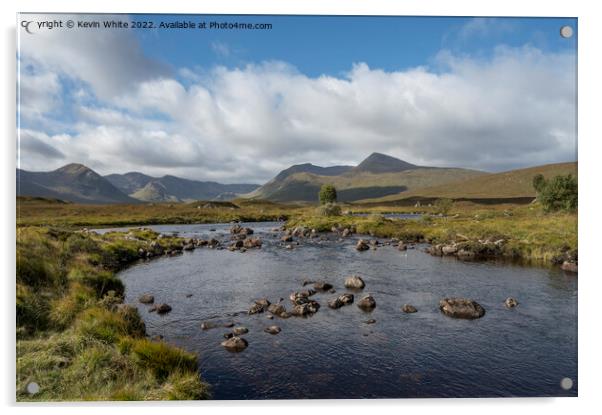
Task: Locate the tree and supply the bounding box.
[319,184,337,205]
[533,174,577,212]
[532,174,546,193]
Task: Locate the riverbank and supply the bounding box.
[286,203,577,266]
[16,226,210,401]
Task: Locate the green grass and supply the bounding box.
[16,226,209,401]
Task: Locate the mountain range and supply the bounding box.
[17,164,259,204]
[16,153,575,205]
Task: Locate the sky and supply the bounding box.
[17,14,577,183]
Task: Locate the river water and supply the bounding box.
[105,221,577,399]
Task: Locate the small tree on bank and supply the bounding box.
[533,174,577,212]
[319,184,337,205]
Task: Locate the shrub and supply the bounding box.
[316,203,342,217]
[433,198,454,215]
[318,184,337,204]
[534,174,578,212]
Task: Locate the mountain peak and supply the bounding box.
[354,153,417,174]
[54,163,94,175]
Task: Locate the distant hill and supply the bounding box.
[105,173,260,203]
[357,162,577,205]
[245,152,485,203]
[17,164,138,204]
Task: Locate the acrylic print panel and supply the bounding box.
[16,14,577,401]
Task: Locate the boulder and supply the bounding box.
[439,298,485,319]
[441,245,458,255]
[344,275,365,289]
[313,281,333,291]
[401,304,418,313]
[356,239,370,251]
[281,235,293,243]
[264,325,281,335]
[398,242,408,251]
[243,237,262,248]
[155,303,172,314]
[328,293,354,309]
[357,295,376,311]
[230,224,254,235]
[223,332,234,339]
[267,303,287,316]
[138,293,154,304]
[561,261,578,273]
[221,336,248,352]
[232,326,249,335]
[291,300,320,316]
[342,228,351,237]
[248,298,271,314]
[504,297,519,308]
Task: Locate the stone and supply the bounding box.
[401,304,418,313]
[504,297,519,308]
[264,325,281,335]
[313,281,333,291]
[138,293,154,304]
[201,321,217,330]
[561,261,578,273]
[398,242,408,251]
[357,295,376,311]
[356,239,370,251]
[328,293,354,309]
[248,298,271,314]
[439,298,485,319]
[281,235,293,242]
[268,303,287,316]
[442,245,458,255]
[344,275,365,289]
[155,303,172,314]
[232,326,249,335]
[364,319,376,324]
[221,336,248,352]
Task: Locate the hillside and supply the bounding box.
[17,164,138,204]
[357,162,577,204]
[246,152,485,203]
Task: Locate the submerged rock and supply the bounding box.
[138,293,154,304]
[357,295,376,311]
[439,298,485,319]
[401,304,418,313]
[221,336,248,352]
[504,297,519,308]
[363,319,376,324]
[264,325,281,335]
[344,275,365,289]
[201,321,218,330]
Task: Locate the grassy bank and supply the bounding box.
[288,202,577,263]
[17,197,300,228]
[17,226,210,401]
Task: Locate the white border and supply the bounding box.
[3,1,601,414]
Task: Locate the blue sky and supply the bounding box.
[18,15,577,182]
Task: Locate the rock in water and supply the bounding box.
[248,298,271,314]
[439,298,485,319]
[561,261,578,273]
[402,304,417,313]
[221,336,248,352]
[357,295,376,311]
[313,281,333,291]
[398,242,407,251]
[264,325,281,335]
[138,293,154,304]
[155,303,172,314]
[268,303,287,317]
[344,275,365,289]
[232,326,249,335]
[504,297,519,308]
[356,240,370,251]
[201,321,218,330]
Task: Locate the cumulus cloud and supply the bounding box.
[17,25,576,183]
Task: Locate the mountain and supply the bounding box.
[245,153,485,203]
[105,173,260,202]
[17,164,138,204]
[353,152,418,174]
[357,162,577,205]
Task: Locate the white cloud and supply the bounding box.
[17,36,577,183]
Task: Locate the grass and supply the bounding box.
[16,225,210,401]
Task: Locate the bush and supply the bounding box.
[316,203,342,217]
[318,184,337,204]
[433,198,453,215]
[534,174,578,212]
